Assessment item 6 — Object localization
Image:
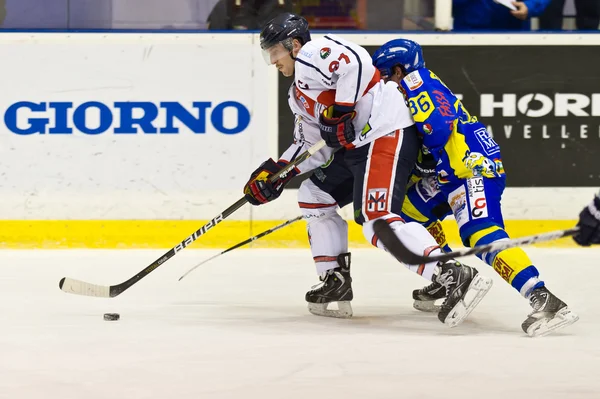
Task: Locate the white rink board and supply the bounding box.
[0,33,596,221]
[0,33,272,220]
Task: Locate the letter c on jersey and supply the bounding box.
[4,101,251,135]
[471,197,487,218]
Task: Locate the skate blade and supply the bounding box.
[526,307,579,338]
[413,299,441,313]
[443,274,493,328]
[307,301,353,319]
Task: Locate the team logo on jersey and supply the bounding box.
[423,123,433,134]
[320,47,331,59]
[463,151,497,178]
[473,127,500,156]
[403,71,423,91]
[367,189,388,213]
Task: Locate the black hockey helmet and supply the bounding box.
[260,12,311,64]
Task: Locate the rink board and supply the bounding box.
[0,219,579,249]
[0,33,596,250]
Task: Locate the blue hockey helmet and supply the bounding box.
[372,39,425,78]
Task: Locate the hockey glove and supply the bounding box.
[244,158,298,206]
[573,193,600,246]
[414,148,437,178]
[319,106,356,148]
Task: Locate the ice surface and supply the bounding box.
[0,248,598,399]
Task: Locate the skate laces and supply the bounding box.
[436,269,455,291]
[311,269,346,290]
[529,290,549,312]
[310,269,335,290]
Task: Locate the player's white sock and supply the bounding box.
[298,180,348,274]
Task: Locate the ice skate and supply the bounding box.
[435,260,493,327]
[305,253,353,318]
[412,281,446,313]
[522,286,579,337]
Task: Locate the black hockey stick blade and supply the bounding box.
[373,219,580,265]
[58,140,327,298]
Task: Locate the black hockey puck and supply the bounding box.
[103,313,120,321]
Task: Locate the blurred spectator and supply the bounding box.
[208,0,292,30]
[296,0,364,29]
[539,0,600,30]
[453,0,551,30]
[0,0,5,26]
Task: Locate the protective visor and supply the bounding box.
[261,41,292,65]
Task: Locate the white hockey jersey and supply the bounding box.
[279,34,414,174]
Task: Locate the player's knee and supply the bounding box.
[362,213,405,248]
[467,225,509,247]
[466,225,510,264]
[298,180,339,222]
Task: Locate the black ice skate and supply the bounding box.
[435,260,493,327]
[412,281,446,313]
[305,253,353,319]
[521,286,579,337]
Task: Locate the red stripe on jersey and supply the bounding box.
[363,130,403,220]
[363,69,381,97]
[299,202,338,209]
[317,90,336,109]
[295,86,317,118]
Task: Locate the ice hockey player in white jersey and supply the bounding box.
[243,13,492,326]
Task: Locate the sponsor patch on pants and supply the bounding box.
[467,177,488,219]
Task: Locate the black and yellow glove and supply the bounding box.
[243,159,298,206]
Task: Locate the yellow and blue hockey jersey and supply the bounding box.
[399,68,505,185]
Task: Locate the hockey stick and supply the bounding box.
[178,215,303,281]
[59,140,327,298]
[373,219,579,265]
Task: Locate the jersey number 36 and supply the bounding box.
[408,92,435,122]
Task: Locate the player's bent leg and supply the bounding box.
[468,227,579,337]
[299,179,353,318]
[364,215,493,327]
[402,180,455,311]
[349,128,490,327]
[411,220,458,313]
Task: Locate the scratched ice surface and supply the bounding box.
[0,248,597,399]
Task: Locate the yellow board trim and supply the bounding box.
[0,219,581,249]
